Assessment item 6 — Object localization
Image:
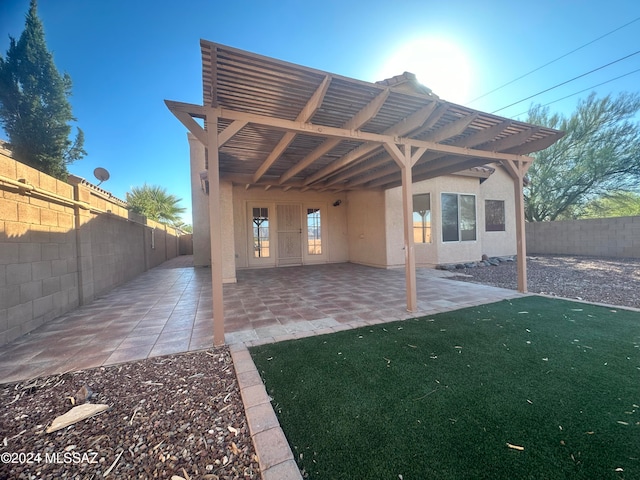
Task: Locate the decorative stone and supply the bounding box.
[74,385,93,405]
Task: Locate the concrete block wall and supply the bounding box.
[0,152,185,346]
[145,223,180,269]
[179,234,194,255]
[0,155,79,346]
[526,216,640,258]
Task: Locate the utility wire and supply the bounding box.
[466,15,640,105]
[511,67,640,118]
[491,49,640,114]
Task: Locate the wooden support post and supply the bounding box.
[504,159,530,293]
[385,142,418,312]
[206,111,226,345]
[401,157,417,312]
[513,170,528,293]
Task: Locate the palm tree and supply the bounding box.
[126,184,186,225]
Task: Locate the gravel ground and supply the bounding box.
[450,254,640,309]
[0,347,259,479]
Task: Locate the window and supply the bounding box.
[252,207,270,258]
[412,194,431,243]
[307,208,322,255]
[485,200,505,231]
[441,193,476,242]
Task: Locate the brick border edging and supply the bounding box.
[229,343,303,480]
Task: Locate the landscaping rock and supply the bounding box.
[449,254,640,309]
[74,385,93,404]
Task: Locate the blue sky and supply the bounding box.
[2,0,640,224]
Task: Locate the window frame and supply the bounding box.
[441,192,477,243]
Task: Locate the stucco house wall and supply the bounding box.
[189,134,211,268]
[189,146,519,271]
[383,169,517,268]
[478,166,517,258]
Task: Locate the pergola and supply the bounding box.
[166,41,564,345]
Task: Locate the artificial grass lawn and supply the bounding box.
[250,296,640,480]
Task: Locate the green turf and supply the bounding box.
[249,296,640,480]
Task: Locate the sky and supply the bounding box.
[1,0,640,224]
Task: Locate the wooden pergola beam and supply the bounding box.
[219,120,248,146]
[481,127,541,153]
[252,75,331,182]
[323,152,389,187]
[349,118,515,188]
[278,88,390,184]
[302,101,440,185]
[421,112,479,144]
[165,100,535,167]
[349,113,478,186]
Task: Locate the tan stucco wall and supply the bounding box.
[346,189,388,267]
[188,134,237,282]
[232,187,348,269]
[383,167,517,267]
[385,180,440,268]
[188,134,211,267]
[187,137,519,271]
[478,166,517,258]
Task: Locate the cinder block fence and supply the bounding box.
[0,150,186,346]
[526,217,640,258]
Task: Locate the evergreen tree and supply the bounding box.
[126,184,186,225]
[0,0,85,179]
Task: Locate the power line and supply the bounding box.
[511,67,640,118]
[491,49,640,114]
[466,15,640,105]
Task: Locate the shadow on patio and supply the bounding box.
[0,256,524,384]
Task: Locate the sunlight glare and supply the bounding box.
[376,37,472,103]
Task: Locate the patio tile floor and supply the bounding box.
[0,255,524,385]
